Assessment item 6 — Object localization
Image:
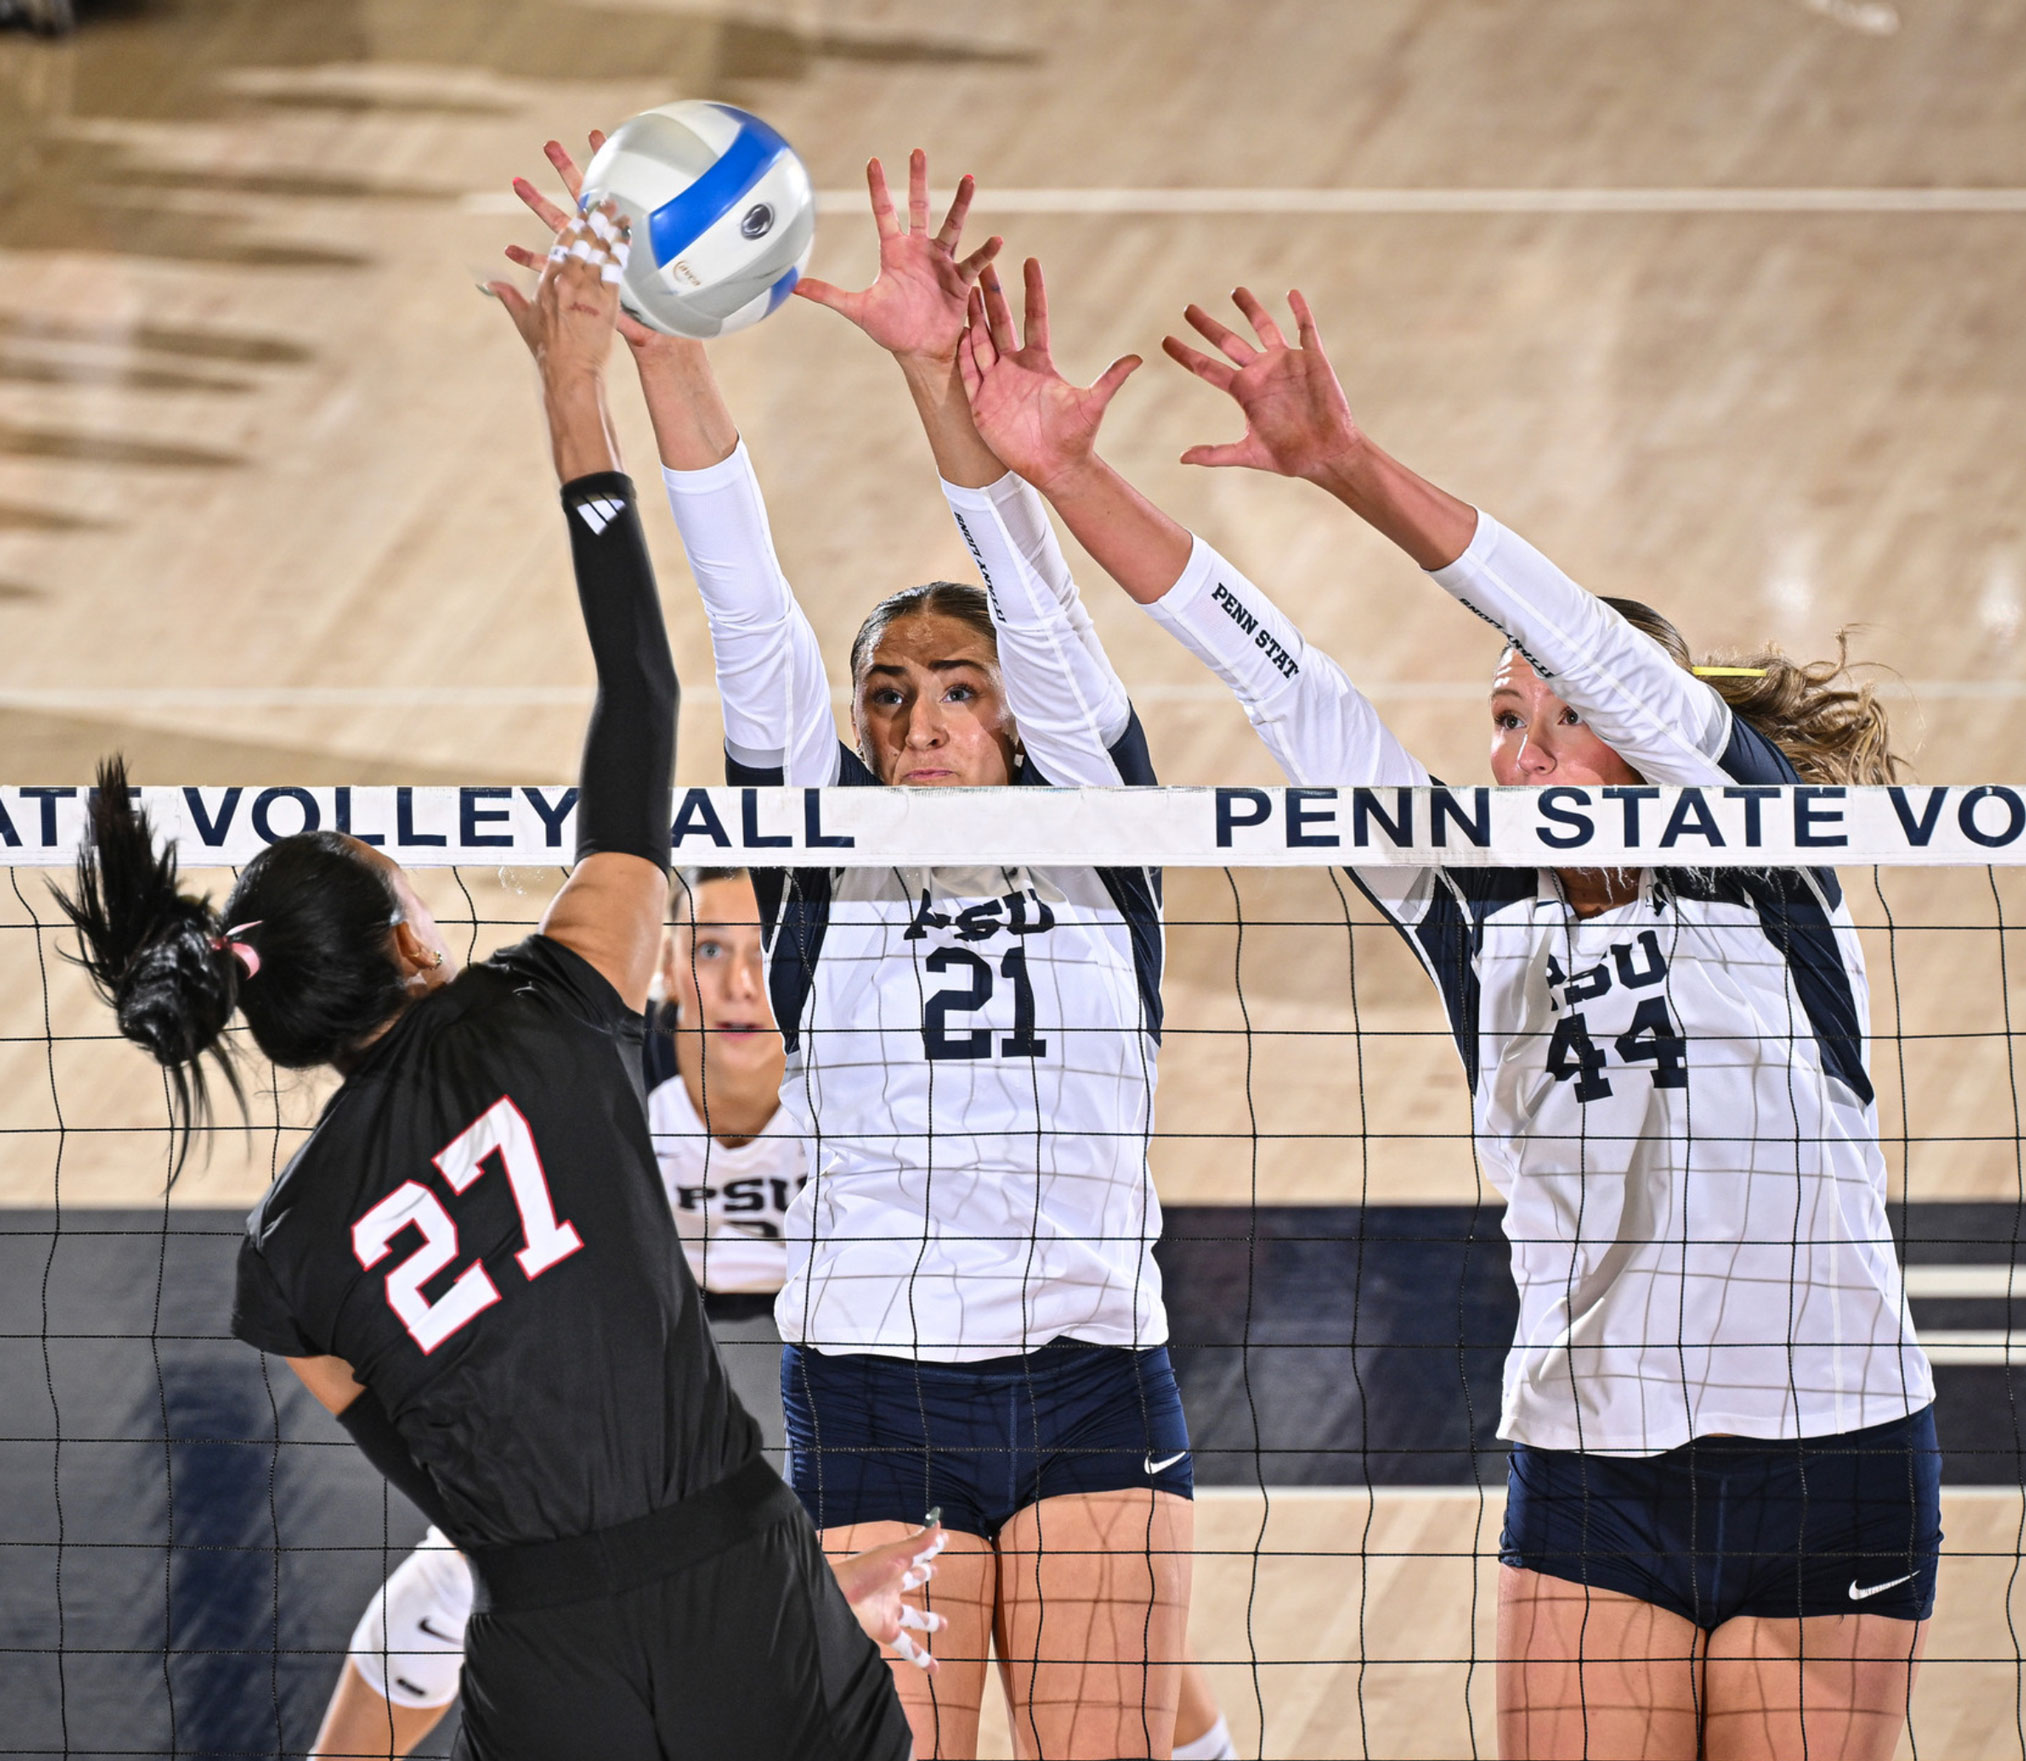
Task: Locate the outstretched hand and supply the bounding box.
[832,1520,948,1673]
[485,196,629,383]
[500,135,666,355]
[1163,288,1366,482]
[958,257,1140,490]
[795,150,1001,363]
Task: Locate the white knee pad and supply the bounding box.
[346,1529,473,1710]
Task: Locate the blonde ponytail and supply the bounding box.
[1601,598,1906,786]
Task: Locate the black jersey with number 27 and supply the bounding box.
[231,935,758,1549]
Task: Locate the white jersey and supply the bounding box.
[663,448,1165,1361]
[645,1054,804,1295]
[1146,511,1932,1455]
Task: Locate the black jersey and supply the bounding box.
[231,935,758,1548]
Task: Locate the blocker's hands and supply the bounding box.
[486,194,629,378]
[833,1519,948,1673]
[501,135,665,355]
[1164,289,1367,482]
[796,150,1002,364]
[958,257,1141,490]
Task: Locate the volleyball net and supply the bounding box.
[3,782,2026,1757]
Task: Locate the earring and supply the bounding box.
[431,950,445,970]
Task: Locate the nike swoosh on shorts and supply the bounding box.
[1848,1573,1916,1600]
[1144,1450,1188,1475]
[417,1616,460,1642]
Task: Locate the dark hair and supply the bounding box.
[669,866,749,923]
[54,757,410,1175]
[846,581,998,687]
[1601,597,1904,785]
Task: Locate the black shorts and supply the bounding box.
[1500,1406,1942,1629]
[453,1458,909,1761]
[782,1338,1193,1539]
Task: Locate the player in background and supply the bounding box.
[309,868,860,1758]
[952,265,1935,1761]
[506,141,1195,1760]
[57,213,921,1760]
[647,866,802,1463]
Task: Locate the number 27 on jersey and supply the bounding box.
[350,1097,582,1353]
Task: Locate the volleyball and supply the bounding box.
[577,100,815,340]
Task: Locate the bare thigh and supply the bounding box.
[995,1489,1193,1761]
[1703,1613,1925,1761]
[1497,1564,1704,1761]
[826,1521,997,1761]
[311,1660,450,1759]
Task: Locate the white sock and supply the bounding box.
[1174,1714,1236,1761]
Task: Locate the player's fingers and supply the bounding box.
[1090,353,1141,411]
[866,158,901,239]
[1161,334,1238,390]
[891,1629,938,1673]
[482,280,534,335]
[981,267,1018,355]
[792,276,856,314]
[908,147,931,236]
[511,175,573,234]
[543,138,588,204]
[1288,288,1325,352]
[503,243,545,271]
[1232,285,1287,350]
[955,235,1003,286]
[936,173,977,252]
[1184,302,1256,365]
[911,1524,947,1568]
[588,129,607,154]
[1021,257,1050,354]
[1180,440,1256,470]
[898,1605,946,1633]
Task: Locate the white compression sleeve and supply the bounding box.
[1145,535,1430,791]
[1431,511,1731,785]
[978,472,1127,689]
[944,475,1134,785]
[661,443,840,784]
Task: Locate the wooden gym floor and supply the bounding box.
[2,0,2025,1753]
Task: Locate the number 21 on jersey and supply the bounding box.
[350,1097,582,1353]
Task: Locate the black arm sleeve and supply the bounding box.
[337,1388,455,1533]
[562,471,679,870]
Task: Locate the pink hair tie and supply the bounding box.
[213,920,264,979]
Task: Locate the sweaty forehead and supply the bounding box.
[1491,646,1558,693]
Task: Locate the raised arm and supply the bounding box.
[486,200,672,1011]
[798,153,1139,782]
[1165,290,1732,783]
[958,259,1426,792]
[511,137,838,786]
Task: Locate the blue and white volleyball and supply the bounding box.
[578,101,814,340]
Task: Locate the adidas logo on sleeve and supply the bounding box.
[574,496,627,535]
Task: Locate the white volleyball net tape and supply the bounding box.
[3,783,2025,1757]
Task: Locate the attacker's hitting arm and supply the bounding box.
[486,198,676,1011]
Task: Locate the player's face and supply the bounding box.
[342,839,458,989]
[1487,652,1644,788]
[853,613,1018,787]
[660,877,781,1087]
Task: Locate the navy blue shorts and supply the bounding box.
[781,1340,1193,1539]
[1501,1406,1942,1629]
